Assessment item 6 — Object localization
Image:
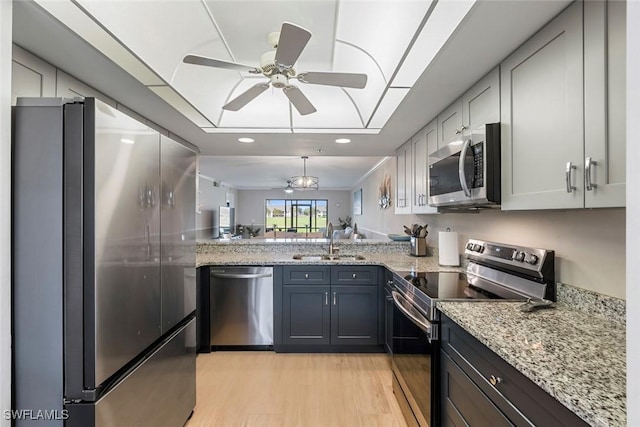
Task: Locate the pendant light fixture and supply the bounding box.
[283,180,294,193]
[289,156,319,191]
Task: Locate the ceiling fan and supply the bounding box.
[183,22,368,115]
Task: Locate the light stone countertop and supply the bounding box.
[196,251,462,273]
[436,301,626,427]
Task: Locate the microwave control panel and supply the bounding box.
[472,143,484,188]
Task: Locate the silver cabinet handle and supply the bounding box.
[585,157,597,191]
[458,138,472,197]
[565,161,577,193]
[454,125,467,135]
[352,273,357,279]
[305,273,309,279]
[489,375,503,386]
[333,291,337,306]
[325,291,329,306]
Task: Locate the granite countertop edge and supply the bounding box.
[195,252,463,273]
[436,301,626,427]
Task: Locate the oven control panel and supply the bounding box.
[464,238,554,279]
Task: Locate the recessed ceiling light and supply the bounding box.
[335,138,351,144]
[120,138,135,144]
[238,137,254,143]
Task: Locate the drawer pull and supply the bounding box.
[305,273,309,279]
[489,375,503,386]
[352,273,357,279]
[333,291,337,306]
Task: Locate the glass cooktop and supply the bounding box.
[395,271,503,300]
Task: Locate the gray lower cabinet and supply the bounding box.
[330,285,378,345]
[282,285,331,345]
[277,265,381,351]
[440,314,588,427]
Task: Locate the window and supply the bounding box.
[265,199,328,233]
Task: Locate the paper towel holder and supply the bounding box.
[439,228,460,267]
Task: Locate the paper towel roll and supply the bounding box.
[439,231,459,266]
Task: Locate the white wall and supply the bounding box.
[1,0,12,424]
[354,159,626,298]
[196,175,237,239]
[627,0,639,424]
[236,189,351,234]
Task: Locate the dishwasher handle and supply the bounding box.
[210,272,273,279]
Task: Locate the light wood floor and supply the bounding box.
[185,352,408,427]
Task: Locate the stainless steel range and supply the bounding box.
[390,239,555,427]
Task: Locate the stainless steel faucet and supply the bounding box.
[327,222,336,255]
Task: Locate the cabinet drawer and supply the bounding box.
[331,266,378,285]
[441,316,588,427]
[282,265,330,285]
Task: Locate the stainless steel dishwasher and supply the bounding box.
[210,266,274,348]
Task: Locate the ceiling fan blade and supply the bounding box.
[274,22,312,67]
[223,83,270,111]
[298,72,368,89]
[283,86,317,115]
[183,54,259,73]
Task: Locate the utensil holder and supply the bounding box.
[410,237,427,257]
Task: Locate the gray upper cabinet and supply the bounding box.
[437,99,463,149]
[584,0,626,208]
[412,119,438,214]
[11,46,56,104]
[500,1,584,210]
[56,70,116,106]
[462,67,500,131]
[435,67,499,154]
[395,141,412,214]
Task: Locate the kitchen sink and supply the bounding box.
[292,254,365,261]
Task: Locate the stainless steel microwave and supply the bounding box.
[428,123,500,207]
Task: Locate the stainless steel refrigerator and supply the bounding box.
[13,98,197,427]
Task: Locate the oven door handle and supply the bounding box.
[458,138,472,197]
[391,290,434,339]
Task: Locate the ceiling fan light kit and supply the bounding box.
[183,21,367,116]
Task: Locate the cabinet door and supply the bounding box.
[412,119,439,214]
[584,0,626,208]
[500,1,584,210]
[330,285,378,345]
[282,285,330,345]
[462,67,500,130]
[56,70,116,106]
[437,98,463,149]
[331,265,378,286]
[440,351,513,427]
[282,265,330,285]
[11,46,56,105]
[395,141,412,214]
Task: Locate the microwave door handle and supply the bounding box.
[458,138,472,197]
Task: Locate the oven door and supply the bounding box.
[391,290,438,427]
